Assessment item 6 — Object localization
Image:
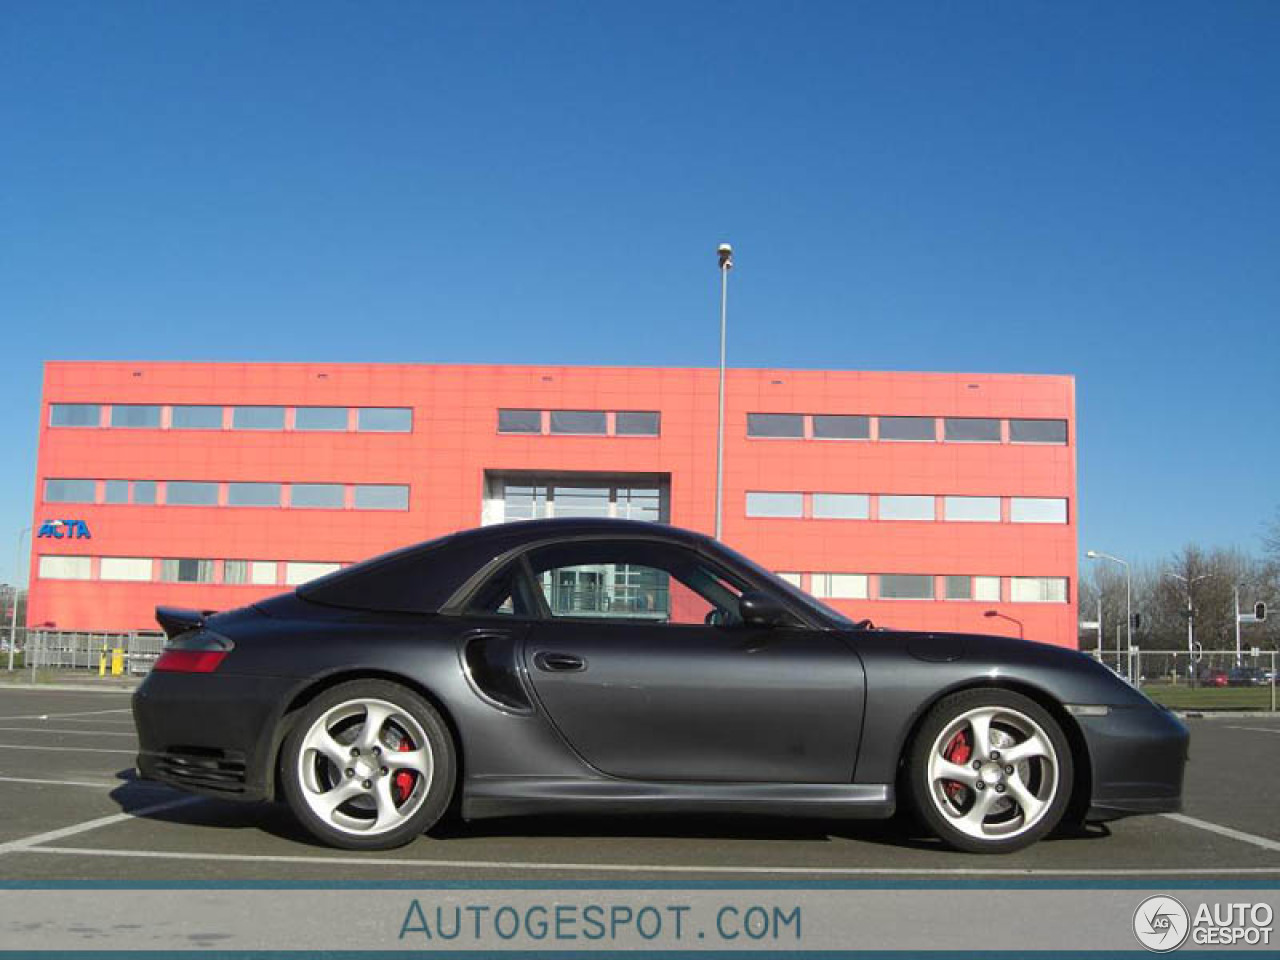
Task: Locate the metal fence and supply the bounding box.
[1089,646,1279,709]
[10,629,165,676]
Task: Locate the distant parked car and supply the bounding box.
[1198,668,1229,687]
[1228,667,1266,687]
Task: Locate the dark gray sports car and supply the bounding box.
[133,517,1188,854]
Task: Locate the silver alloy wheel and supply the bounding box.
[296,697,434,836]
[925,705,1059,841]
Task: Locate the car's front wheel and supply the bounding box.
[280,679,455,850]
[907,688,1073,854]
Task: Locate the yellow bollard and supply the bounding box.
[111,647,124,677]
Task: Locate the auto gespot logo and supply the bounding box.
[1134,895,1274,951]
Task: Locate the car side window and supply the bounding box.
[524,541,744,626]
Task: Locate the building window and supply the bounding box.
[812,415,870,440]
[44,479,96,503]
[812,573,868,599]
[109,405,162,428]
[812,493,870,520]
[161,558,215,583]
[945,575,972,600]
[616,487,662,521]
[223,560,278,585]
[776,572,803,588]
[498,409,542,434]
[745,492,804,518]
[552,486,611,517]
[616,411,660,436]
[353,484,410,511]
[549,410,607,435]
[132,481,158,505]
[49,404,101,427]
[974,576,1001,602]
[171,405,223,430]
[165,481,219,506]
[103,480,130,504]
[879,574,934,600]
[503,483,551,520]
[943,496,1001,522]
[38,556,92,580]
[357,407,412,432]
[1009,419,1068,444]
[232,406,286,430]
[227,482,283,507]
[944,418,1001,443]
[747,413,804,438]
[100,557,152,582]
[879,495,935,521]
[1011,576,1069,603]
[1010,497,1068,524]
[878,416,936,441]
[284,561,341,586]
[295,407,348,431]
[290,484,345,509]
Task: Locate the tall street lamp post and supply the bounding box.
[1087,550,1131,678]
[8,526,32,672]
[714,242,733,541]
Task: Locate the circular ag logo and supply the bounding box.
[1134,895,1190,952]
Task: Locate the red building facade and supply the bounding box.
[28,362,1078,646]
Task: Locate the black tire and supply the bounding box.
[280,679,456,850]
[907,688,1073,854]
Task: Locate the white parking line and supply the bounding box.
[0,796,199,856]
[1162,813,1280,853]
[1226,725,1280,735]
[0,774,130,789]
[0,726,137,737]
[0,708,131,722]
[0,727,136,742]
[0,743,135,755]
[16,846,1280,875]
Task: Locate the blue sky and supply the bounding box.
[2,2,1277,584]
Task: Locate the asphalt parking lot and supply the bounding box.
[2,686,1279,881]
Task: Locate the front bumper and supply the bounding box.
[132,670,298,802]
[1079,703,1189,820]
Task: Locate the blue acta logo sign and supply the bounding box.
[37,519,92,540]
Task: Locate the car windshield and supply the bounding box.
[711,540,860,629]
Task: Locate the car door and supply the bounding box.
[519,538,866,783]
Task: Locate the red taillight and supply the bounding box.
[153,649,228,673]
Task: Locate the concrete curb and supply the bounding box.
[0,681,137,694]
[1175,710,1280,720]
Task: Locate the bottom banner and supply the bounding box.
[0,885,1277,953]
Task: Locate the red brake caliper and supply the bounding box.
[394,737,416,803]
[943,731,971,802]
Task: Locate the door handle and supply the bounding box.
[534,651,586,673]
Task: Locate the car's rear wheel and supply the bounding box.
[281,679,455,850]
[907,688,1072,854]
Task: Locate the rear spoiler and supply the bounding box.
[155,606,216,641]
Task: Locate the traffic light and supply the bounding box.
[1256,602,1267,623]
[1131,612,1142,631]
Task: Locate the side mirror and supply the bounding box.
[738,590,794,628]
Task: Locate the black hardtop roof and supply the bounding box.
[296,518,717,615]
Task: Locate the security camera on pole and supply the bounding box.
[714,242,733,541]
